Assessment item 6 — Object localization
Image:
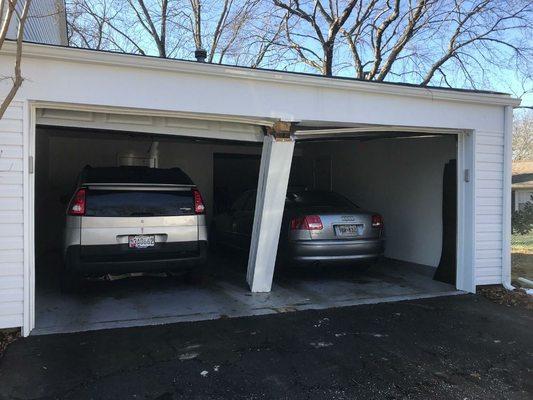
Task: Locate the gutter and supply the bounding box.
[0,41,522,108]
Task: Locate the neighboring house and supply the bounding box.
[512,161,533,211]
[6,0,67,45]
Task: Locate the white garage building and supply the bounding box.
[0,40,520,336]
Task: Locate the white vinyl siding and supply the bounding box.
[0,101,24,329]
[475,130,505,285]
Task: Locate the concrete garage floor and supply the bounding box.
[34,252,460,335]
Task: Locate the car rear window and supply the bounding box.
[85,189,194,217]
[286,191,357,208]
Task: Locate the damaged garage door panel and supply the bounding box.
[36,108,267,142]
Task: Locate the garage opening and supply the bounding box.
[34,124,264,334]
[270,131,460,302]
[31,110,463,335]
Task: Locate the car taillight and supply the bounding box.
[290,215,323,230]
[372,214,383,228]
[68,188,86,216]
[192,188,205,214]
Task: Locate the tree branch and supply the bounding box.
[0,0,31,119]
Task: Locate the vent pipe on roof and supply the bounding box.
[195,49,207,62]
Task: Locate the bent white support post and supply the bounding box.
[247,135,295,292]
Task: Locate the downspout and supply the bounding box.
[502,105,514,291]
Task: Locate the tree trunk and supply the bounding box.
[323,41,334,76]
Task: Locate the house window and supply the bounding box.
[516,191,533,211]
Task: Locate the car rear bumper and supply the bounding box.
[65,241,207,276]
[286,238,384,264]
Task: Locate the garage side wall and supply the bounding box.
[0,101,24,329]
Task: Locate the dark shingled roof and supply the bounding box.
[512,161,533,189]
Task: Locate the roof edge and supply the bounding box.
[2,41,522,108]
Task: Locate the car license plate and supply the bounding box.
[128,235,155,249]
[335,224,363,237]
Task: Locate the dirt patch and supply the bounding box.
[0,329,19,359]
[478,285,533,310]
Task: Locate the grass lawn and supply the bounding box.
[511,232,533,283]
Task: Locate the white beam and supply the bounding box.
[247,135,295,292]
[502,106,514,290]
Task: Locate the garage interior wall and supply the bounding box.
[35,127,262,255]
[299,135,457,267]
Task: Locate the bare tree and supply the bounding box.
[273,0,360,75]
[129,0,168,57]
[272,0,532,87]
[67,0,278,66]
[418,0,531,87]
[0,0,31,119]
[513,110,533,161]
[66,0,531,89]
[67,0,175,57]
[67,0,114,51]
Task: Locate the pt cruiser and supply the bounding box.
[62,166,207,290]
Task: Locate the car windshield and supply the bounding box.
[285,191,357,208]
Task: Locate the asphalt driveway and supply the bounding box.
[1,294,532,399]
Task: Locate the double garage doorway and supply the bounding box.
[32,108,463,335]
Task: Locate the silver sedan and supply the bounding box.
[212,190,385,267]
